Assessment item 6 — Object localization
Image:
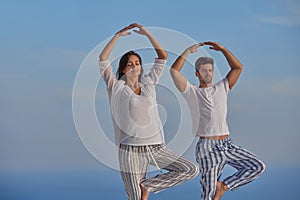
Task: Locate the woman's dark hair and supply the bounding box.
[117,51,143,81]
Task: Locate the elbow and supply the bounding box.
[159,51,168,60]
[237,65,243,77]
[164,51,168,59]
[170,68,180,79]
[239,64,243,73]
[169,67,176,75]
[169,68,173,76]
[99,54,104,61]
[235,63,243,73]
[99,54,108,62]
[160,55,168,60]
[99,51,109,61]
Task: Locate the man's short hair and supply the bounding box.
[195,57,214,71]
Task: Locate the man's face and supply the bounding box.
[197,63,214,84]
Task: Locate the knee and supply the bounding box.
[259,160,266,174]
[254,159,266,176]
[186,163,199,178]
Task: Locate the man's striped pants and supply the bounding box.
[195,137,266,200]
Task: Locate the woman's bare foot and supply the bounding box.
[214,181,228,200]
[140,184,150,200]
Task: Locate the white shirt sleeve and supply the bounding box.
[143,58,166,85]
[180,80,200,137]
[223,78,230,94]
[98,59,117,91]
[182,80,192,95]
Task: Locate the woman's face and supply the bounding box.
[122,55,141,80]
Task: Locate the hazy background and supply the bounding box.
[1,0,299,199]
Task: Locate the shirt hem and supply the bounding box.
[195,133,230,137]
[119,141,165,146]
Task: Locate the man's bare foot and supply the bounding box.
[140,184,150,200]
[214,181,228,200]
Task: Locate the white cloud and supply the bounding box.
[255,0,300,26]
[269,77,300,96]
[234,77,300,98]
[256,15,300,27]
[33,48,87,69]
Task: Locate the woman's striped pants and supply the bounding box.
[119,144,199,200]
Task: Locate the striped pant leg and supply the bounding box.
[119,145,149,200]
[195,140,227,200]
[141,145,199,194]
[223,144,266,190]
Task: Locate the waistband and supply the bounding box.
[119,143,164,172]
[198,136,232,145]
[119,143,163,152]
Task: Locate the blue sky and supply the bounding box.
[1,0,300,174]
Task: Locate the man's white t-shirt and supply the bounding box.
[182,78,230,137]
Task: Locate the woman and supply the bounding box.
[98,23,198,200]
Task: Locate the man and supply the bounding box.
[170,41,265,200]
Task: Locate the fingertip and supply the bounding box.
[135,24,142,28]
[131,23,141,28]
[128,24,135,29]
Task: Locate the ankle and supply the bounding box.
[221,182,229,191]
[140,184,150,200]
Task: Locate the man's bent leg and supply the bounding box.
[223,144,266,191]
